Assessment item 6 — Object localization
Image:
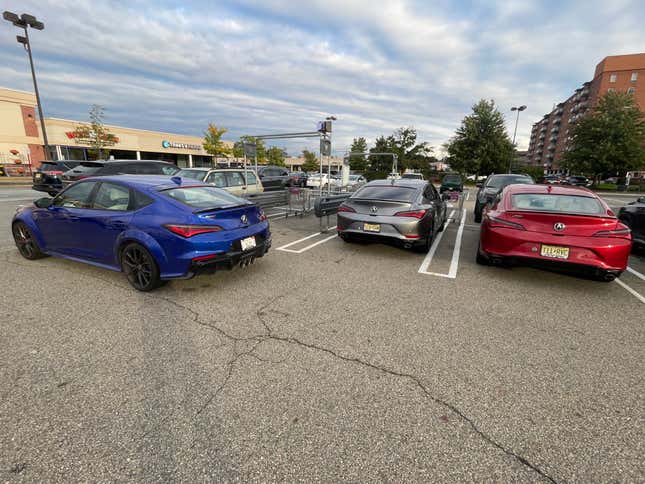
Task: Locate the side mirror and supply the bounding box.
[34,197,54,208]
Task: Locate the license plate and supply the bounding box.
[240,236,256,251]
[35,173,42,179]
[363,223,381,232]
[540,244,569,259]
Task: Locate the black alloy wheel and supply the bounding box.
[12,222,46,260]
[415,222,434,253]
[121,243,163,291]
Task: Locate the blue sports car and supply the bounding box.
[12,175,271,291]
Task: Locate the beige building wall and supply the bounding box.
[0,88,43,165]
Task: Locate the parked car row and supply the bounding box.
[539,174,592,187]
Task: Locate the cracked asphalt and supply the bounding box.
[0,187,644,482]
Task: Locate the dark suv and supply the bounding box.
[61,160,179,189]
[474,173,534,223]
[256,165,292,191]
[440,174,463,193]
[33,160,82,195]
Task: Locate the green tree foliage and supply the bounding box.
[389,127,433,172]
[301,150,319,172]
[233,136,267,163]
[367,135,393,179]
[444,99,514,177]
[266,146,287,166]
[71,105,118,159]
[348,137,368,171]
[562,91,645,178]
[202,123,231,157]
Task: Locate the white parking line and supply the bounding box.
[627,266,645,281]
[267,212,287,219]
[276,227,338,253]
[447,210,467,278]
[417,210,454,275]
[614,279,645,304]
[279,234,338,254]
[465,191,470,201]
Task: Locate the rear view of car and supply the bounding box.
[440,174,463,193]
[474,174,534,222]
[33,160,81,195]
[61,161,106,187]
[477,185,632,281]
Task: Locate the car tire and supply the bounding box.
[12,221,47,260]
[474,203,482,223]
[415,223,434,253]
[121,242,164,291]
[476,243,489,265]
[619,214,633,230]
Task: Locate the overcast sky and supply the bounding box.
[1,0,643,156]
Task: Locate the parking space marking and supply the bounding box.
[627,266,645,281]
[614,279,645,304]
[447,210,467,278]
[276,227,338,254]
[417,210,455,275]
[465,191,470,201]
[279,234,338,254]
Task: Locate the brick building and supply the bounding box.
[526,53,645,173]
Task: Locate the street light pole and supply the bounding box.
[3,11,50,161]
[509,105,526,173]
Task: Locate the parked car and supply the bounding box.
[386,172,401,180]
[306,173,331,189]
[12,176,271,291]
[563,175,592,187]
[255,165,292,191]
[32,160,82,196]
[289,172,308,187]
[347,174,367,189]
[175,168,263,195]
[336,179,447,252]
[618,196,645,248]
[477,184,632,281]
[401,172,424,180]
[61,160,179,188]
[440,174,463,193]
[602,177,619,184]
[474,174,534,223]
[542,175,564,185]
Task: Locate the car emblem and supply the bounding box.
[553,222,566,231]
[370,206,378,213]
[241,214,248,224]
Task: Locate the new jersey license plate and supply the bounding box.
[363,223,381,232]
[540,244,569,259]
[240,236,256,251]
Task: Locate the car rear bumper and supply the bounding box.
[187,238,271,277]
[337,213,431,244]
[480,226,632,271]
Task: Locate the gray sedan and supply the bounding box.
[336,179,447,252]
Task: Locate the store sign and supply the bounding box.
[162,140,201,150]
[65,131,120,143]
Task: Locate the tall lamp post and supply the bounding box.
[509,105,526,173]
[3,11,50,161]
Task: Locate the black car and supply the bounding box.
[61,160,179,188]
[474,173,534,223]
[256,165,292,191]
[289,171,308,187]
[563,175,591,187]
[618,196,645,248]
[32,160,82,195]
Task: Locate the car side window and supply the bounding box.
[245,172,258,184]
[135,163,163,175]
[226,172,245,187]
[93,182,131,211]
[206,172,227,188]
[161,165,178,175]
[423,184,436,202]
[54,181,97,208]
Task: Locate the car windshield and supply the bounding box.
[176,169,208,180]
[511,194,604,215]
[401,174,422,179]
[163,186,249,209]
[353,185,418,202]
[486,175,533,189]
[443,175,461,182]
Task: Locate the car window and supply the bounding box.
[135,163,165,175]
[54,181,97,208]
[160,164,179,175]
[486,175,533,189]
[131,189,154,210]
[177,169,208,180]
[206,172,227,188]
[93,182,131,211]
[163,186,248,209]
[511,194,604,215]
[444,175,461,182]
[226,171,245,187]
[245,171,258,184]
[353,185,418,202]
[99,164,123,175]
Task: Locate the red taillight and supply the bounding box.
[258,209,267,221]
[487,215,526,230]
[192,253,218,262]
[593,227,631,239]
[164,224,223,237]
[394,209,427,219]
[337,205,356,213]
[44,170,64,175]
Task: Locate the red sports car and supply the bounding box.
[477,184,632,281]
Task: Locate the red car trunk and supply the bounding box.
[503,211,620,237]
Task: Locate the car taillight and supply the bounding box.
[487,215,525,230]
[394,209,427,219]
[593,227,631,239]
[258,209,267,221]
[337,205,356,213]
[164,224,223,237]
[192,253,218,262]
[44,170,64,175]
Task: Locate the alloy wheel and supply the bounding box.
[122,244,156,290]
[12,222,43,259]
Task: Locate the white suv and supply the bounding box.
[176,168,264,196]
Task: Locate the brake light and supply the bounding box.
[394,209,427,219]
[487,215,525,230]
[258,209,267,221]
[192,253,218,262]
[593,227,631,239]
[337,205,356,213]
[44,170,64,175]
[164,224,223,237]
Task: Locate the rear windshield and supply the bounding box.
[176,169,209,180]
[486,175,533,189]
[511,194,604,215]
[353,185,418,202]
[163,186,249,209]
[443,175,461,182]
[401,173,422,179]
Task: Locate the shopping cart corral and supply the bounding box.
[441,189,466,226]
[244,187,316,217]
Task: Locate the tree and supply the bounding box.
[389,127,433,172]
[562,91,645,180]
[367,135,394,179]
[71,105,118,159]
[301,150,319,172]
[203,123,231,158]
[348,137,368,171]
[266,146,287,166]
[444,99,514,177]
[233,136,267,163]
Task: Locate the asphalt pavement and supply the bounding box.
[0,186,643,482]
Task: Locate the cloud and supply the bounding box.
[1,0,643,156]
